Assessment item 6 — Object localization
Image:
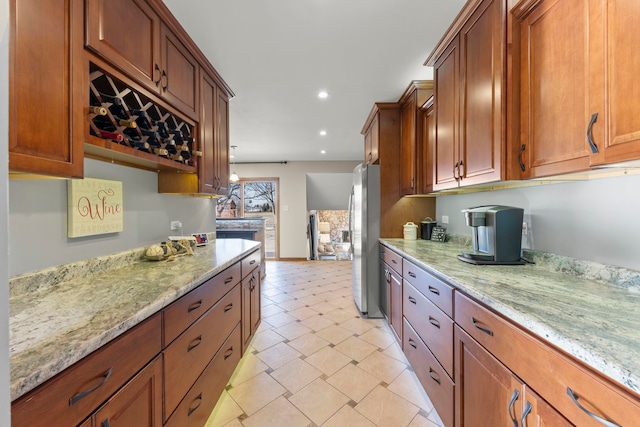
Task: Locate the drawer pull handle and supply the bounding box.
[224,277,234,284]
[428,286,440,296]
[224,303,234,312]
[408,338,418,349]
[224,346,234,360]
[250,259,256,265]
[392,259,398,264]
[508,389,519,427]
[518,144,526,172]
[188,300,202,312]
[567,387,620,427]
[521,401,532,427]
[428,316,441,329]
[428,368,441,385]
[188,335,203,352]
[69,367,113,405]
[408,271,416,278]
[472,317,493,336]
[408,296,417,305]
[188,393,203,416]
[587,113,600,154]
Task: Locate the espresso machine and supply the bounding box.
[457,205,525,265]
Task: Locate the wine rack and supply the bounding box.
[87,64,200,171]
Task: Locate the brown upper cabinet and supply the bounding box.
[86,0,199,121]
[425,0,509,191]
[399,81,433,196]
[514,0,640,178]
[420,96,435,194]
[9,0,85,178]
[363,113,380,165]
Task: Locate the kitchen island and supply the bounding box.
[9,237,260,402]
[381,237,640,425]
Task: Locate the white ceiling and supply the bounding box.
[162,0,466,163]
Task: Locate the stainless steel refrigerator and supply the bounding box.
[348,163,382,318]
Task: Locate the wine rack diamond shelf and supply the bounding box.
[85,64,201,173]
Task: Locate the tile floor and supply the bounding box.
[205,260,445,427]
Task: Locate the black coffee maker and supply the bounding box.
[457,205,525,265]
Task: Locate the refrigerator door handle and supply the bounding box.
[348,187,354,256]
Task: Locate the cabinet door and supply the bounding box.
[9,0,84,178]
[216,88,231,195]
[420,98,435,194]
[455,326,523,427]
[590,0,640,165]
[400,93,418,195]
[92,356,162,427]
[389,268,403,343]
[433,37,460,191]
[459,0,503,186]
[242,267,261,352]
[518,0,592,178]
[522,387,573,427]
[251,270,262,334]
[364,115,379,165]
[86,0,161,94]
[199,72,218,194]
[379,262,390,318]
[160,23,199,120]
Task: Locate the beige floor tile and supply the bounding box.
[220,419,243,427]
[287,332,331,356]
[301,314,337,331]
[326,363,381,402]
[304,346,352,376]
[241,396,312,427]
[273,321,313,340]
[269,357,323,393]
[227,372,286,416]
[357,350,407,384]
[268,292,296,304]
[276,298,309,311]
[308,300,339,314]
[251,328,286,352]
[339,317,376,335]
[204,390,244,427]
[323,308,357,324]
[228,352,269,387]
[333,336,378,362]
[261,303,284,317]
[314,324,355,345]
[287,306,320,320]
[387,369,435,412]
[262,311,297,328]
[427,407,445,426]
[359,327,396,349]
[382,340,409,363]
[255,342,302,370]
[409,413,442,427]
[322,405,377,427]
[289,378,350,425]
[355,385,420,426]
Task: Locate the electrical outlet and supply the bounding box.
[441,215,449,224]
[170,220,182,230]
[522,222,529,236]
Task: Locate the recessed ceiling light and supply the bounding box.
[319,130,327,136]
[318,91,328,99]
[320,150,326,154]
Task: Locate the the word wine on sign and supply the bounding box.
[67,178,124,238]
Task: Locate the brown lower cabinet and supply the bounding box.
[12,251,260,427]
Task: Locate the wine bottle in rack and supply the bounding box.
[129,109,153,130]
[154,121,170,139]
[98,93,130,119]
[113,116,137,128]
[126,136,150,151]
[153,148,169,157]
[97,129,124,142]
[164,139,178,154]
[141,129,162,147]
[168,153,184,162]
[88,106,108,116]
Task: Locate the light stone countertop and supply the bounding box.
[380,238,640,395]
[9,238,261,401]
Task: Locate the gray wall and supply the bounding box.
[306,172,353,211]
[1,0,11,422]
[436,173,640,271]
[9,158,218,276]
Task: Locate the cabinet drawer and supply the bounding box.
[403,281,454,378]
[403,318,454,427]
[403,258,454,317]
[163,262,241,345]
[455,292,640,427]
[241,249,261,279]
[381,244,402,274]
[163,284,241,421]
[11,314,162,427]
[165,324,242,427]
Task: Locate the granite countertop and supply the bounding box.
[9,238,261,401]
[380,238,640,395]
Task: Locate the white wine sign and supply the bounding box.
[67,178,124,238]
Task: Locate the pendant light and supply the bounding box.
[229,145,239,182]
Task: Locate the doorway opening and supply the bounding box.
[216,179,279,259]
